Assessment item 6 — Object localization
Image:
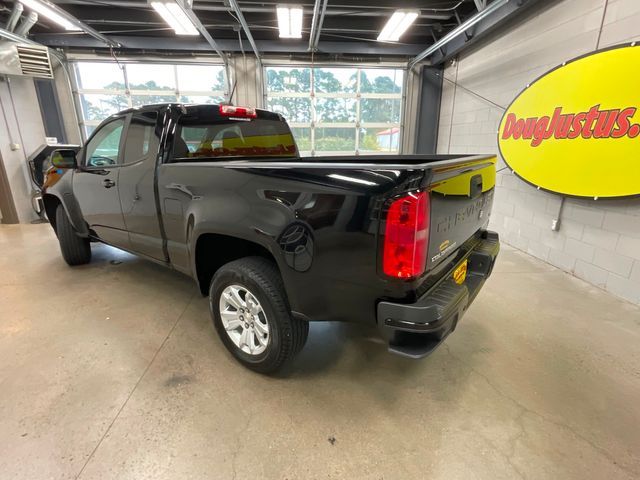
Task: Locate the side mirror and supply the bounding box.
[50,149,78,169]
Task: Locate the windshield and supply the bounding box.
[172,113,299,160]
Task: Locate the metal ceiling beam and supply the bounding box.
[21,0,121,47]
[54,0,455,19]
[68,13,449,33]
[77,19,440,36]
[424,0,541,66]
[308,0,328,52]
[180,0,227,65]
[227,0,261,66]
[32,33,426,56]
[409,0,512,68]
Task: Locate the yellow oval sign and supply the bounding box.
[498,44,640,198]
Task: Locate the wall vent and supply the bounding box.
[0,42,53,79]
[16,45,53,78]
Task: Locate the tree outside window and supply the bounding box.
[75,63,226,139]
[266,66,403,155]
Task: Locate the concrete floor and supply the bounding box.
[1,224,639,480]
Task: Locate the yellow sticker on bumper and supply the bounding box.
[453,260,468,285]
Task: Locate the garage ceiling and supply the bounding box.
[0,0,536,62]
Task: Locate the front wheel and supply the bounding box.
[209,257,308,373]
[55,204,91,266]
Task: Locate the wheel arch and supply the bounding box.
[42,192,89,237]
[193,232,283,296]
[42,194,62,233]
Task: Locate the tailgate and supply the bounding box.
[427,157,496,269]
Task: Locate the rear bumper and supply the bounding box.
[377,231,499,359]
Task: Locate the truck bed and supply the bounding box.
[169,153,495,170]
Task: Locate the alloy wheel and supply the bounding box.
[219,284,270,355]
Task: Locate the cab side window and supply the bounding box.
[123,112,159,164]
[85,118,125,167]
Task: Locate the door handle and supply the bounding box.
[103,179,116,189]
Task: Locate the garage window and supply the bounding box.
[73,62,226,140]
[265,67,403,156]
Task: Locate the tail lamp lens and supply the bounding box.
[383,191,430,279]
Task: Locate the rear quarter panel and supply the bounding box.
[158,154,496,325]
[157,162,424,323]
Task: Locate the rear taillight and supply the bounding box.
[383,191,430,279]
[219,105,257,118]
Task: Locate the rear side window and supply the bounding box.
[123,112,159,164]
[172,113,298,160]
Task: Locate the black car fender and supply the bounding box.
[185,194,304,308]
[42,170,90,237]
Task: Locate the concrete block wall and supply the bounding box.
[0,76,45,224]
[437,0,640,304]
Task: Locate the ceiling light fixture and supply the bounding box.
[277,5,303,39]
[18,0,81,31]
[377,10,419,42]
[150,0,199,36]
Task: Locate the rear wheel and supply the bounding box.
[55,204,91,266]
[209,257,308,373]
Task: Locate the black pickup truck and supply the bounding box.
[43,103,499,373]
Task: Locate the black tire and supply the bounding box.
[209,256,308,373]
[55,204,91,266]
